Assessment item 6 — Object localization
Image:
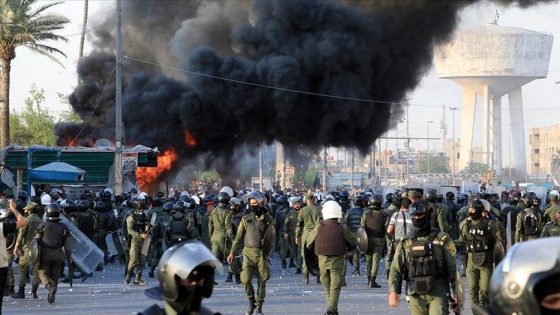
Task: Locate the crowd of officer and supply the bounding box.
[1,185,559,315]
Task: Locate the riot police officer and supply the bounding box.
[424,189,448,233]
[456,200,501,306]
[0,200,25,312]
[275,196,290,268]
[344,195,365,277]
[284,195,302,273]
[295,194,323,284]
[209,192,230,264]
[225,197,244,284]
[227,191,275,315]
[515,195,544,243]
[124,199,149,286]
[36,203,72,304]
[388,203,457,314]
[361,194,387,288]
[139,241,223,315]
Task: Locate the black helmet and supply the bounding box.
[174,201,187,212]
[368,194,383,210]
[386,192,394,203]
[354,195,366,208]
[129,188,138,195]
[94,201,105,211]
[101,190,112,200]
[46,203,61,221]
[77,200,89,212]
[339,190,349,202]
[276,196,289,206]
[409,203,427,216]
[121,192,130,201]
[152,197,164,207]
[445,191,455,200]
[217,192,231,205]
[424,188,437,203]
[468,200,485,217]
[63,199,76,212]
[17,191,28,202]
[50,188,61,199]
[436,194,444,203]
[163,202,174,213]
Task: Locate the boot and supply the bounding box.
[148,266,156,278]
[246,298,257,315]
[281,259,287,269]
[368,276,381,288]
[11,286,25,299]
[95,264,103,272]
[316,275,321,284]
[225,273,233,283]
[47,284,57,304]
[8,285,15,296]
[295,267,302,274]
[256,302,264,315]
[124,270,133,285]
[134,273,147,285]
[31,285,39,299]
[234,274,242,284]
[289,258,296,268]
[302,272,309,284]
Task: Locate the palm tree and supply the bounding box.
[0,0,70,148]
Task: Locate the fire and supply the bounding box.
[137,147,178,188]
[184,129,197,147]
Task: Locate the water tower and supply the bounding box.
[434,22,553,176]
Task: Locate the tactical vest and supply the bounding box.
[76,212,95,239]
[364,210,386,238]
[170,213,190,242]
[346,207,363,230]
[95,211,110,231]
[39,221,68,248]
[406,231,447,295]
[4,216,16,250]
[522,210,540,235]
[132,212,149,234]
[427,203,440,231]
[244,215,267,248]
[275,206,288,234]
[314,221,346,256]
[465,219,492,266]
[231,212,243,237]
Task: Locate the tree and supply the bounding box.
[0,0,70,148]
[413,152,450,173]
[10,85,56,146]
[460,160,489,175]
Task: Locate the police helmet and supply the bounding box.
[163,202,174,213]
[46,203,62,221]
[445,191,455,200]
[152,240,223,303]
[174,201,187,212]
[63,199,76,212]
[77,200,89,212]
[276,196,289,206]
[409,203,427,216]
[94,201,105,211]
[219,186,234,198]
[468,199,485,213]
[129,188,138,195]
[17,191,28,202]
[152,197,164,207]
[482,238,560,315]
[354,195,366,208]
[50,188,61,199]
[424,188,437,203]
[243,191,265,208]
[368,194,383,210]
[386,192,394,203]
[339,190,349,202]
[217,192,231,205]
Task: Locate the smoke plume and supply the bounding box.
[55,0,556,181]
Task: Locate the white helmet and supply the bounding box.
[41,193,52,205]
[480,199,491,212]
[180,191,190,198]
[219,186,234,198]
[322,200,342,220]
[549,190,559,196]
[191,195,201,205]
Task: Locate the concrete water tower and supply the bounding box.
[434,21,553,176]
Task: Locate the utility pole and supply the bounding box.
[114,0,123,196]
[427,121,434,177]
[450,107,458,185]
[323,148,327,192]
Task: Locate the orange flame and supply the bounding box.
[137,147,178,188]
[184,129,197,147]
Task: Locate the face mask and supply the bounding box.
[172,285,204,315]
[468,211,482,220]
[250,205,260,213]
[412,215,430,236]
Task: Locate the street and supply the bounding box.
[3,255,473,315]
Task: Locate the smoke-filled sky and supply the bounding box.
[7,0,560,179]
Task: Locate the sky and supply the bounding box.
[6,0,560,169]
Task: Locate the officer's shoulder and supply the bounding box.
[435,231,452,243]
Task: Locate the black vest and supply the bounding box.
[132,212,149,234]
[39,221,69,248]
[315,221,346,256]
[465,219,491,253]
[364,210,386,238]
[95,211,110,231]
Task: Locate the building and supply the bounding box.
[529,124,560,177]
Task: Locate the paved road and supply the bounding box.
[3,255,473,315]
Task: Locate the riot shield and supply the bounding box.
[105,230,124,256]
[506,212,512,251]
[28,238,40,269]
[261,223,276,259]
[354,226,368,254]
[303,241,320,276]
[141,213,158,256]
[494,239,506,267]
[60,215,104,275]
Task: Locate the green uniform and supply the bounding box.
[361,208,387,282]
[201,211,211,249]
[275,205,290,264]
[543,204,560,223]
[389,229,457,315]
[36,220,72,292]
[540,221,560,238]
[515,208,543,243]
[93,209,111,267]
[229,211,274,304]
[427,202,447,233]
[209,205,229,262]
[225,210,244,277]
[284,208,301,268]
[306,219,357,314]
[457,206,468,225]
[457,217,500,306]
[149,210,171,272]
[126,211,149,278]
[296,204,322,274]
[15,213,42,289]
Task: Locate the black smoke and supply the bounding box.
[55,0,556,180]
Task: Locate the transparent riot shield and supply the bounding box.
[59,215,104,274]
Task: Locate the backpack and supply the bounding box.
[523,212,540,235]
